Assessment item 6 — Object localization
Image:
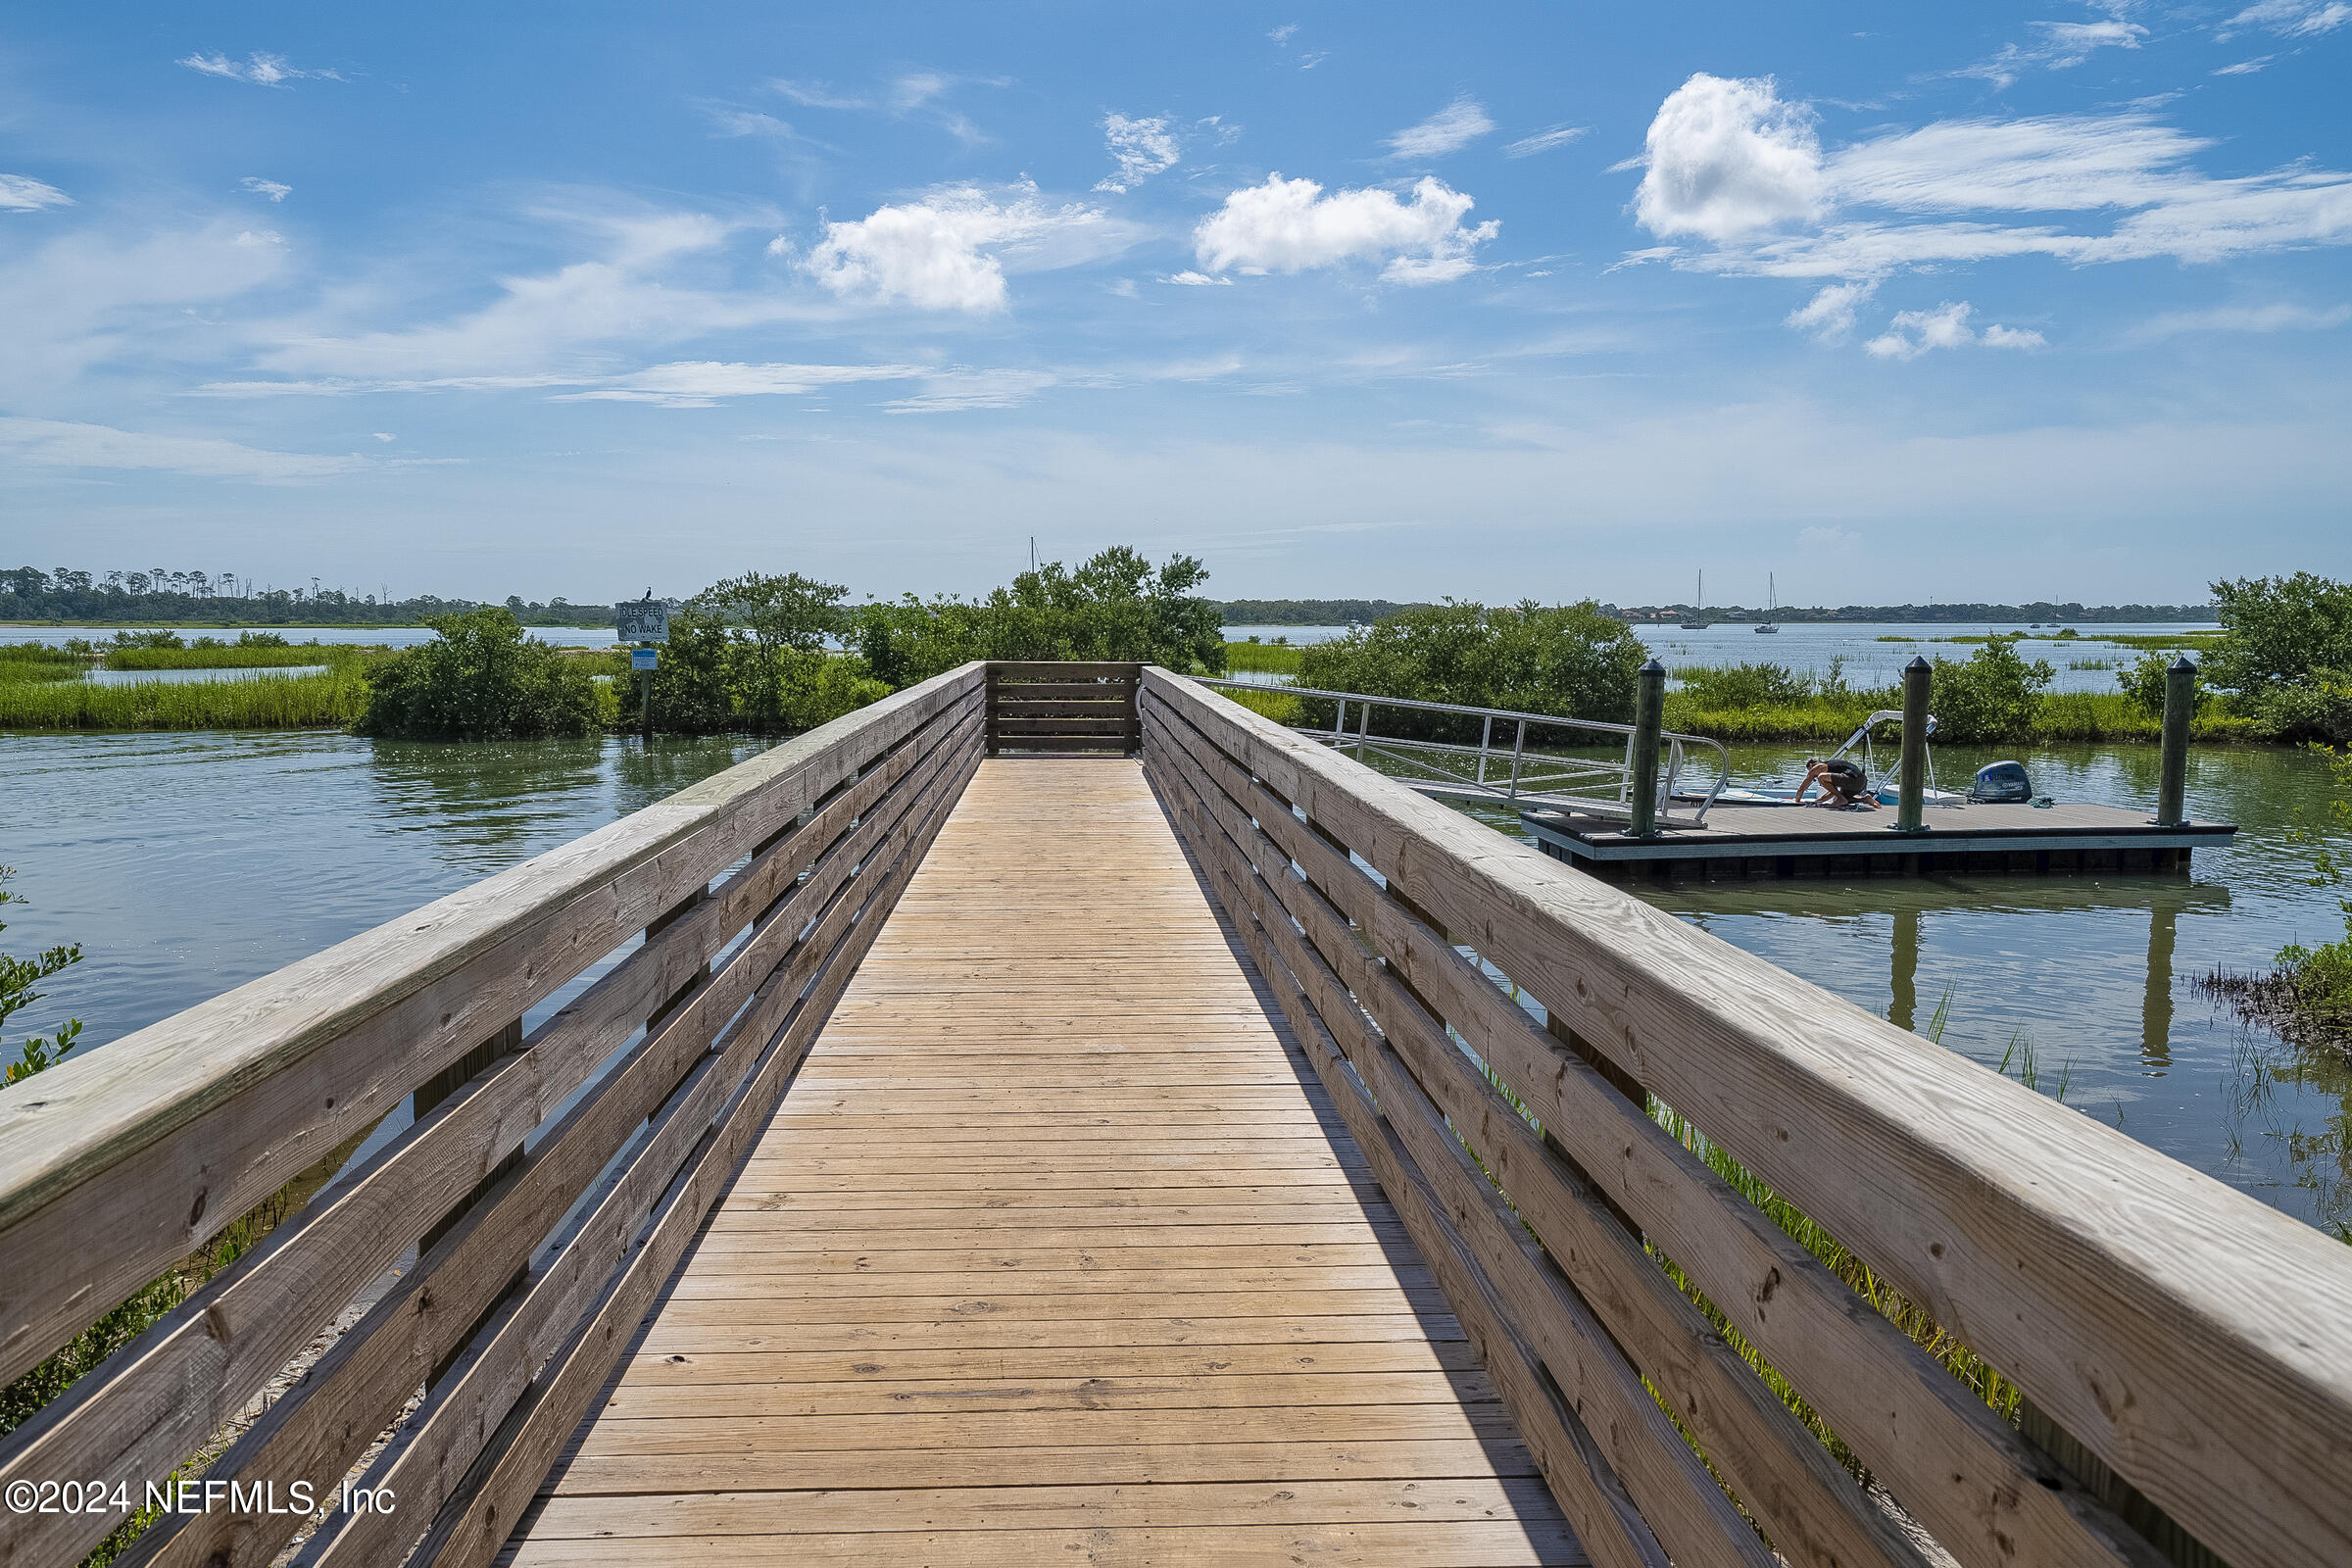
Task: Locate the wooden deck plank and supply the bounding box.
[507,759,1579,1565]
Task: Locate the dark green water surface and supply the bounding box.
[1,730,2344,1233]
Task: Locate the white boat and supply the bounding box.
[1754,572,1780,633]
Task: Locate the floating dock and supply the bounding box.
[1523,799,2235,880]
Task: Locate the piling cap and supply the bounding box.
[1640,658,1665,675]
[2171,655,2197,674]
[1904,655,1931,673]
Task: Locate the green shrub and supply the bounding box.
[356,609,601,740]
[1678,662,1820,710]
[857,547,1225,686]
[1293,600,1646,740]
[645,601,889,735]
[1930,638,2052,743]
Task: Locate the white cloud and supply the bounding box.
[1865,301,1978,360]
[0,174,73,212]
[2221,0,2351,38]
[1193,173,1498,284]
[804,183,1128,313]
[1798,525,1861,548]
[766,72,1001,143]
[199,360,928,406]
[1386,99,1495,161]
[240,177,291,202]
[233,229,284,247]
[1633,94,2352,281]
[1863,302,2045,360]
[1956,19,2146,88]
[1268,24,1299,43]
[1165,270,1231,286]
[2214,56,2274,73]
[705,107,803,141]
[1787,279,1877,342]
[769,79,868,109]
[0,417,369,480]
[1502,125,1589,159]
[1096,114,1180,193]
[885,368,1056,413]
[177,51,342,85]
[2126,301,2352,340]
[548,361,925,407]
[1632,74,1827,242]
[249,208,801,380]
[1298,52,1331,71]
[372,432,396,441]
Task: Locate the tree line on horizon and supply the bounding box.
[7,569,2217,631]
[1,567,611,627]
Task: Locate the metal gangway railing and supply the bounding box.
[1196,677,1732,825]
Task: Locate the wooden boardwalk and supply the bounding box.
[506,758,1584,1566]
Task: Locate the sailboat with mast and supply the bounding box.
[1680,570,1710,629]
[1755,572,1781,634]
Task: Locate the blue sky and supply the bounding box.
[2,2,2346,609]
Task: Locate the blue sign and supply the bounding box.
[630,648,659,671]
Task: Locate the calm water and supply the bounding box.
[1630,621,2213,697]
[1,724,2342,1234]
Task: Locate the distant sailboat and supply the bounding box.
[1755,572,1781,634]
[1680,570,1711,629]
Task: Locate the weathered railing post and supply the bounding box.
[1894,656,1931,834]
[1627,659,1664,839]
[2155,656,2195,827]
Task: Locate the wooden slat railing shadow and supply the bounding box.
[0,663,989,1568]
[1139,665,2352,1568]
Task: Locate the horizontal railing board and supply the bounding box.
[1145,686,2158,1568]
[110,707,984,1568]
[416,745,979,1568]
[1148,759,1675,1568]
[993,736,1135,754]
[994,716,1139,735]
[988,683,1141,702]
[0,666,986,1388]
[989,701,1136,719]
[1146,668,2352,1568]
[300,710,980,1568]
[988,662,1141,681]
[0,695,983,1568]
[1146,704,1928,1568]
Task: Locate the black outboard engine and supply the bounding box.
[1970,760,2033,804]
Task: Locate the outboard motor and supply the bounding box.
[1970,760,2034,804]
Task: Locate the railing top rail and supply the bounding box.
[1196,675,1705,744]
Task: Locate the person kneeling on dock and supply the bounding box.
[1794,758,1877,808]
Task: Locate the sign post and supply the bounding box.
[614,597,669,744]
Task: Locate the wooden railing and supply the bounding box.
[0,663,988,1568]
[986,660,1139,755]
[1140,666,2352,1568]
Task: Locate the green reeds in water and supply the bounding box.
[0,667,369,730]
[1221,640,1304,675]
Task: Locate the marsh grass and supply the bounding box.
[0,666,370,729]
[103,644,360,670]
[1222,640,1303,675]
